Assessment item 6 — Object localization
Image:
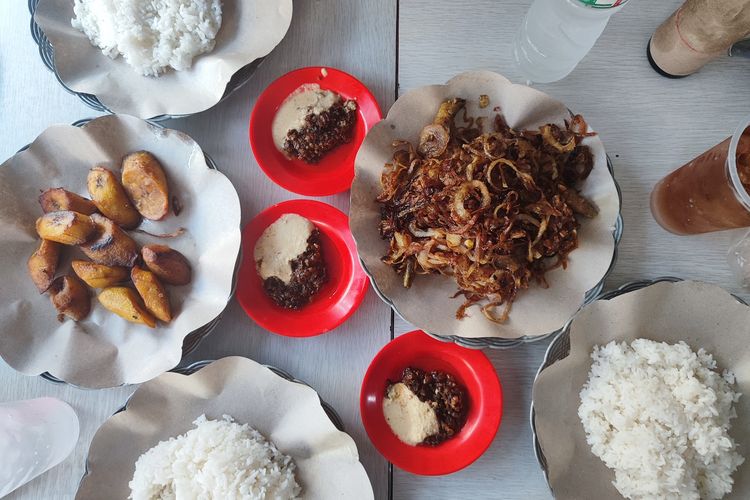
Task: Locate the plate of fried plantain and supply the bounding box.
[0,115,241,388]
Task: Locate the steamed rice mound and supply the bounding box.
[129,415,301,500]
[72,0,222,76]
[578,339,744,500]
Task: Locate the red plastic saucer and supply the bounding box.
[249,66,382,196]
[236,200,368,337]
[360,330,503,475]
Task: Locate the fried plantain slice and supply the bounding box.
[39,188,97,215]
[121,151,170,221]
[49,275,91,321]
[87,166,141,229]
[27,239,61,293]
[71,260,129,289]
[131,266,172,322]
[36,211,97,245]
[79,214,139,267]
[141,244,191,286]
[98,287,156,328]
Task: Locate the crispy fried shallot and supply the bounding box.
[377,98,598,323]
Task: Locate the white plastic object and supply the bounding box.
[0,398,79,498]
[728,231,750,288]
[513,0,628,84]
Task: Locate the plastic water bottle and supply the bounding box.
[0,398,79,497]
[513,0,629,83]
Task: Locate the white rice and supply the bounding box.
[71,0,222,76]
[578,339,744,500]
[129,415,301,500]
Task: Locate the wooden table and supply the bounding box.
[1,0,749,498]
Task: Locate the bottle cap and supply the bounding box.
[578,0,628,8]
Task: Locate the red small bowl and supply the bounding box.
[360,330,503,475]
[236,200,368,337]
[249,67,382,196]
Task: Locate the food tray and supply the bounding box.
[364,155,623,350]
[528,276,748,489]
[16,118,241,386]
[76,359,346,492]
[27,0,264,121]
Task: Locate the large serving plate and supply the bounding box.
[29,0,292,120]
[14,119,240,386]
[531,278,750,499]
[352,71,623,348]
[0,114,241,388]
[76,357,374,500]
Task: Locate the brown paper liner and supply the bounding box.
[76,357,373,500]
[351,71,620,340]
[0,115,241,388]
[533,281,750,499]
[34,0,293,117]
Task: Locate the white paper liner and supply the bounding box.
[0,114,241,388]
[76,357,373,500]
[533,281,750,499]
[351,71,620,340]
[34,0,293,118]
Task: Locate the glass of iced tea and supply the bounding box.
[651,116,750,235]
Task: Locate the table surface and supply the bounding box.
[1,0,749,499]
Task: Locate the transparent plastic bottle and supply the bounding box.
[513,0,628,84]
[0,398,79,497]
[728,231,750,287]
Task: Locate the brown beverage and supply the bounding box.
[651,122,750,235]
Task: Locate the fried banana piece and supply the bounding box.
[36,211,97,245]
[71,260,129,288]
[98,287,156,328]
[49,275,91,321]
[80,214,139,267]
[39,188,97,215]
[121,151,169,221]
[87,166,141,229]
[131,266,171,322]
[141,244,191,285]
[27,239,61,293]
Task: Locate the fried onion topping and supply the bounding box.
[377,98,598,323]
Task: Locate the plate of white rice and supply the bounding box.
[71,0,224,78]
[76,357,374,500]
[32,0,293,118]
[532,280,750,500]
[129,415,302,500]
